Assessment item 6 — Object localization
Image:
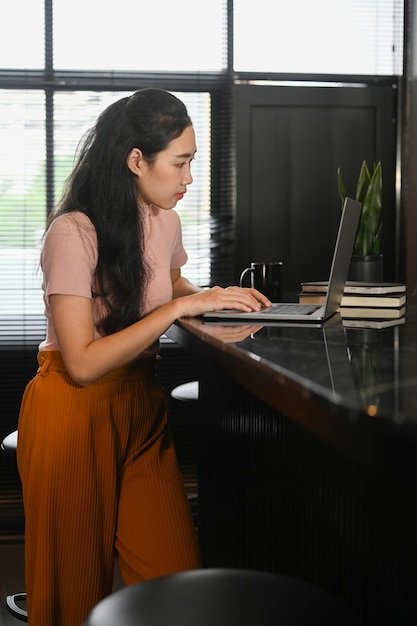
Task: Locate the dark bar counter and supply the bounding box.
[166,305,417,626]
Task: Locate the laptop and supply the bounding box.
[201,197,362,324]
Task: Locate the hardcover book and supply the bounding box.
[298,293,407,308]
[300,280,406,295]
[338,305,406,320]
[342,317,406,329]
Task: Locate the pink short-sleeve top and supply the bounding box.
[39,205,187,353]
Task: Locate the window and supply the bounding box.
[0,0,44,69]
[53,0,226,72]
[0,1,227,344]
[233,0,404,76]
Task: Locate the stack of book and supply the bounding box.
[299,281,407,328]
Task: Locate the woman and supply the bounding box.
[17,87,270,626]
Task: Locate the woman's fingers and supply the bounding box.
[223,286,272,310]
[179,285,272,318]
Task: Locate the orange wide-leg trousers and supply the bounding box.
[17,351,201,626]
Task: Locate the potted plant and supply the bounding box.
[337,160,383,282]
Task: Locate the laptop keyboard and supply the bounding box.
[266,303,320,315]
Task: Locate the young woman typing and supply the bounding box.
[17,87,270,626]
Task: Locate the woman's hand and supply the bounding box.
[174,285,272,318]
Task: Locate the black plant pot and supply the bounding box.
[348,255,384,283]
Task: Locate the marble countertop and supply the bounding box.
[166,302,417,475]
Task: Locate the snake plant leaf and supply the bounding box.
[354,162,382,255]
[337,160,382,257]
[337,167,346,209]
[355,160,371,205]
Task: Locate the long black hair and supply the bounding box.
[48,88,192,335]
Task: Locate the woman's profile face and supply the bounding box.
[134,125,197,210]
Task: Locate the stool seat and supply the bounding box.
[83,568,356,626]
[6,593,27,622]
[171,381,199,402]
[1,430,18,452]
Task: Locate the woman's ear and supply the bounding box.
[127,148,143,175]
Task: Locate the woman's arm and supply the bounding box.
[50,283,270,387]
[171,268,204,297]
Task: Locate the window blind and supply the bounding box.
[0,90,46,345]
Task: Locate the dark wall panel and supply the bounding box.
[235,84,398,298]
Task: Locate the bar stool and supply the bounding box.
[1,430,28,623]
[82,567,357,626]
[170,380,199,402]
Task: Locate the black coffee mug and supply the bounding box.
[239,261,283,302]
